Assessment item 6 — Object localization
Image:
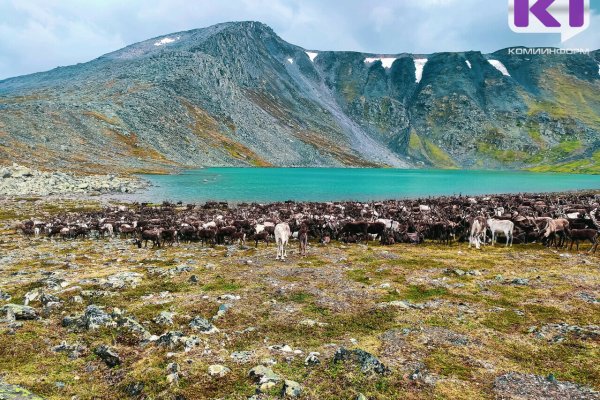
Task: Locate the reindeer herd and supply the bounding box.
[13,193,600,258]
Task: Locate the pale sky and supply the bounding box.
[0,0,599,80]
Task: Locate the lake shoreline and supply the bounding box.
[136,168,600,203]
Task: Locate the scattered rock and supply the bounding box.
[166,362,180,384]
[189,317,218,333]
[39,293,59,306]
[231,351,254,363]
[156,331,200,352]
[23,290,39,305]
[420,327,469,347]
[377,300,410,309]
[299,319,328,327]
[305,352,320,366]
[153,311,175,326]
[1,304,37,320]
[0,382,45,399]
[281,380,302,397]
[62,305,113,330]
[511,278,529,286]
[147,265,192,278]
[494,372,599,400]
[530,323,599,342]
[124,382,144,397]
[94,345,121,368]
[579,293,599,304]
[208,364,231,377]
[333,348,389,375]
[409,367,438,385]
[105,272,143,289]
[248,365,281,385]
[218,294,240,301]
[213,303,231,319]
[0,164,146,196]
[52,341,85,359]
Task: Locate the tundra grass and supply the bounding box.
[0,199,598,399]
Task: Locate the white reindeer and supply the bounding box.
[100,223,114,238]
[202,221,217,229]
[376,218,400,232]
[487,219,514,247]
[274,222,291,261]
[256,221,275,234]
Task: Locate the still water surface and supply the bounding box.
[139,168,599,203]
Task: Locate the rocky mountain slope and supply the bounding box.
[0,21,599,173]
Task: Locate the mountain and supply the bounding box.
[0,21,599,174]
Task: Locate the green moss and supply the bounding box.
[201,278,242,292]
[505,340,600,387]
[527,140,583,164]
[476,142,529,163]
[482,309,525,332]
[527,68,600,127]
[346,269,371,284]
[423,139,458,168]
[527,125,545,147]
[528,149,600,174]
[426,350,472,380]
[287,291,315,303]
[407,131,457,168]
[409,130,425,154]
[403,285,448,302]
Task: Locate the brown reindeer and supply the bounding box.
[136,228,163,248]
[568,229,598,252]
[252,231,270,248]
[298,224,308,256]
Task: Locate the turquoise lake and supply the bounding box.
[139,168,600,203]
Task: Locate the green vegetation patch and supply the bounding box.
[403,285,449,302]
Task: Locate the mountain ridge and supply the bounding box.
[0,21,599,174]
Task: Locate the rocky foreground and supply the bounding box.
[0,198,599,400]
[0,164,147,197]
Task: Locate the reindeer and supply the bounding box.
[275,222,291,261]
[468,217,487,249]
[118,224,137,238]
[252,231,270,248]
[539,218,570,248]
[161,228,178,246]
[231,231,246,246]
[298,224,308,257]
[568,229,598,252]
[135,228,163,248]
[487,219,514,247]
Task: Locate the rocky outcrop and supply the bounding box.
[0,164,146,196]
[494,372,599,400]
[0,382,45,400]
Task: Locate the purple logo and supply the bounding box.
[509,0,590,42]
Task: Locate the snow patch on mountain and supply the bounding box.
[414,59,428,83]
[154,36,180,46]
[364,57,396,69]
[306,52,318,62]
[488,60,510,76]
